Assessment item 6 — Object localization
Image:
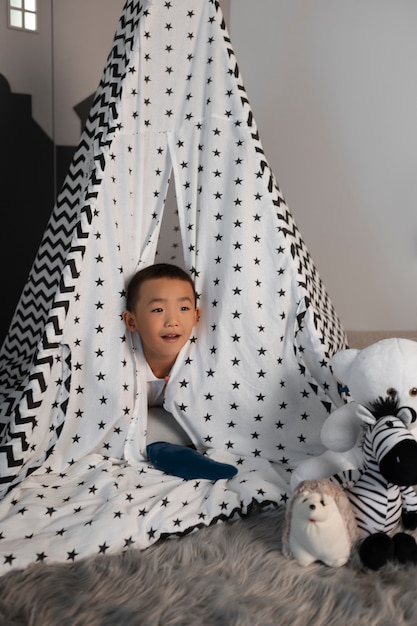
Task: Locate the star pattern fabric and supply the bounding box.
[0,0,347,574]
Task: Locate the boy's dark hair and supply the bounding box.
[125,263,197,311]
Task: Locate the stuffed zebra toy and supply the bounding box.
[330,396,417,570]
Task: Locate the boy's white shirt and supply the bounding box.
[146,363,166,408]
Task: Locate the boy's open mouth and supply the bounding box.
[162,334,181,340]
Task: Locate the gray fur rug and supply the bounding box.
[1,506,417,626]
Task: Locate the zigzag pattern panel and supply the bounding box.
[0,1,143,398]
[0,0,143,492]
[0,347,72,491]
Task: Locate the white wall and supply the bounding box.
[229,0,417,331]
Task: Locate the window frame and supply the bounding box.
[8,0,38,33]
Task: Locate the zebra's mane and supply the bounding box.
[368,396,400,419]
[356,396,400,449]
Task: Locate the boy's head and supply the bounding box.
[122,263,200,376]
[124,263,197,311]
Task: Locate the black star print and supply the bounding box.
[98,543,110,554]
[45,507,56,517]
[124,537,135,548]
[4,554,16,565]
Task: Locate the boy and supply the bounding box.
[122,263,237,481]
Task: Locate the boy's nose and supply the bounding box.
[165,318,179,327]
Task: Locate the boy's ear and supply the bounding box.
[195,307,201,325]
[122,310,137,332]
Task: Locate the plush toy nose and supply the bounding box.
[380,439,417,486]
[309,504,316,510]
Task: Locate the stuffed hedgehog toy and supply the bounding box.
[291,338,417,489]
[282,479,359,567]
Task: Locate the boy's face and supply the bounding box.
[123,277,199,368]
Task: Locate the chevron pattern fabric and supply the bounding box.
[0,2,141,397]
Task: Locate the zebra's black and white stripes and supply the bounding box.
[331,403,417,538]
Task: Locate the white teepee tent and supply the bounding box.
[0,0,346,573]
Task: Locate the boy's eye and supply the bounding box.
[181,306,190,311]
[151,307,163,313]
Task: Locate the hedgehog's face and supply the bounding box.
[292,490,337,523]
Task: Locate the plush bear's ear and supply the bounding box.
[331,348,360,385]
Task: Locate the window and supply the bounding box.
[8,0,37,32]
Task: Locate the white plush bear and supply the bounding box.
[291,338,417,489]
